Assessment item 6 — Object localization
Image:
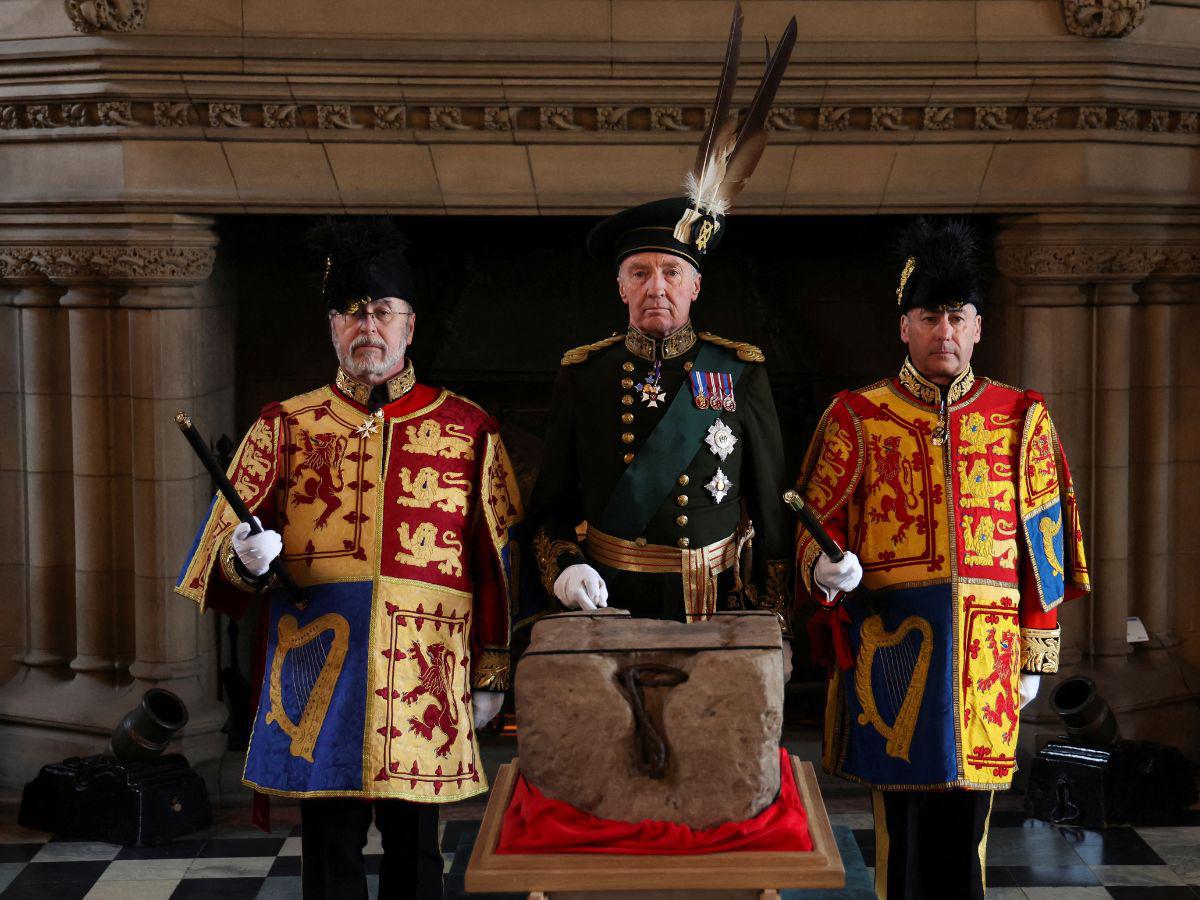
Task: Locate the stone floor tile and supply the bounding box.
[254,875,302,899]
[0,861,25,892]
[96,859,192,881]
[1091,864,1186,886]
[1021,888,1113,900]
[276,836,301,857]
[184,856,276,878]
[83,879,181,899]
[30,841,122,862]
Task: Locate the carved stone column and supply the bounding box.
[997,218,1200,763]
[0,216,229,785]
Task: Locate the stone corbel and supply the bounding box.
[65,0,147,34]
[1061,0,1148,38]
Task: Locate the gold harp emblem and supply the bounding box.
[265,613,350,762]
[854,614,933,762]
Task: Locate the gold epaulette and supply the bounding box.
[698,331,765,363]
[561,333,622,366]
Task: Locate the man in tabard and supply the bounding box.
[526,197,791,633]
[793,219,1090,900]
[175,219,523,900]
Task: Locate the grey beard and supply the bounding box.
[336,337,406,380]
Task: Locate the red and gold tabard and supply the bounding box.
[795,359,1089,790]
[175,366,523,802]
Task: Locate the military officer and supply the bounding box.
[793,219,1090,900]
[526,198,791,631]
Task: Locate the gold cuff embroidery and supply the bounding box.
[625,321,697,361]
[1020,626,1061,674]
[219,532,268,594]
[533,527,582,596]
[472,648,511,691]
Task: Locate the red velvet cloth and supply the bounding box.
[496,748,811,855]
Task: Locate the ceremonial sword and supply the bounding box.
[175,412,307,609]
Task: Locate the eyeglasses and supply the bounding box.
[331,308,412,327]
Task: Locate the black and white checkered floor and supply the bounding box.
[2,803,1200,899]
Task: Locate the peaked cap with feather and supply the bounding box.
[307,217,414,314]
[586,2,797,269]
[894,218,985,313]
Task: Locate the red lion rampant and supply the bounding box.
[867,435,919,545]
[290,430,348,529]
[400,642,459,758]
[977,627,1019,743]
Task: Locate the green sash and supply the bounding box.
[598,344,745,538]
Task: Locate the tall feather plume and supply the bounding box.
[675,8,797,242]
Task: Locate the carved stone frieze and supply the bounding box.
[66,0,147,34]
[317,104,362,130]
[540,106,581,131]
[263,104,298,129]
[1062,0,1147,38]
[650,107,688,131]
[1027,106,1060,130]
[996,244,1166,280]
[976,106,1013,130]
[597,107,629,131]
[870,107,906,131]
[923,107,955,131]
[153,102,189,127]
[0,245,216,284]
[819,106,850,131]
[208,103,249,128]
[428,106,470,130]
[0,98,1193,138]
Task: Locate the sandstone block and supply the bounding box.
[516,610,784,829]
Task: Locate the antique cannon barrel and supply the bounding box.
[1050,675,1121,747]
[106,689,190,762]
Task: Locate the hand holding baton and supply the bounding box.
[782,489,844,562]
[175,412,307,609]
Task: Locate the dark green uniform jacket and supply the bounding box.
[526,321,791,632]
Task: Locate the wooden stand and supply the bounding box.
[465,755,845,899]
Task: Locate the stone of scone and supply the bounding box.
[515,609,785,829]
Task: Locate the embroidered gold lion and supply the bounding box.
[394,522,464,576]
[396,467,471,515]
[957,458,1013,512]
[958,412,1013,457]
[962,514,1017,569]
[1039,512,1064,576]
[402,420,475,460]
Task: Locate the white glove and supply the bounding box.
[472,690,505,729]
[813,551,863,601]
[1019,673,1041,710]
[553,564,608,610]
[231,517,282,577]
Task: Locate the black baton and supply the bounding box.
[782,489,844,563]
[175,412,307,609]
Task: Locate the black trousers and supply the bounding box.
[872,789,994,900]
[299,797,442,900]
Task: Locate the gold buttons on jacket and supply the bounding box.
[684,361,694,372]
[621,432,635,444]
[635,537,648,547]
[676,494,689,507]
[676,514,689,527]
[622,413,634,424]
[677,537,690,549]
[621,378,634,389]
[621,395,634,406]
[623,362,635,372]
[623,453,635,464]
[678,474,689,486]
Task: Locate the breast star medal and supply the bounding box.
[704,419,738,461]
[635,359,668,408]
[354,409,383,438]
[706,468,732,504]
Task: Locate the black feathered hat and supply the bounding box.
[307,217,414,314]
[894,218,984,313]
